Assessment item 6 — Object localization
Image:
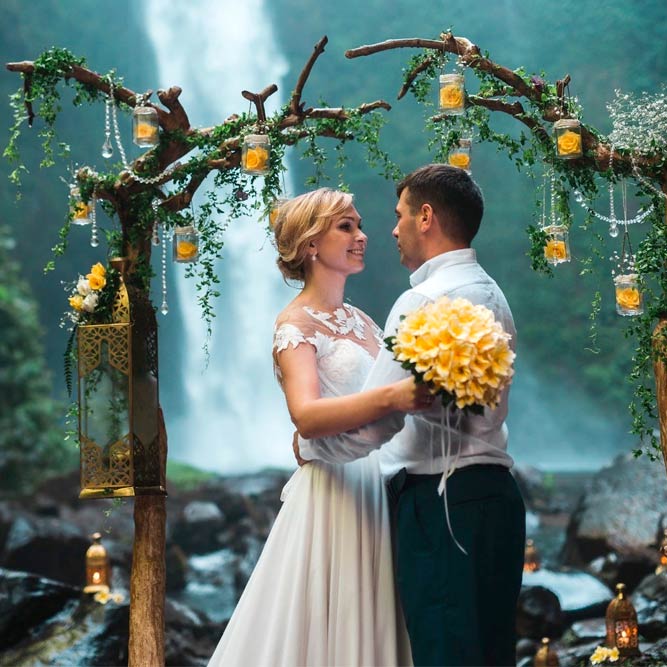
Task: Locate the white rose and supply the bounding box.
[82,292,99,313]
[77,277,91,296]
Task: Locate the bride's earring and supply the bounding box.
[312,254,318,261]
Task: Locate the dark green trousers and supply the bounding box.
[393,465,525,667]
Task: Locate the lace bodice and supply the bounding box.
[273,304,383,397]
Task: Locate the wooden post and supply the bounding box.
[654,182,667,478]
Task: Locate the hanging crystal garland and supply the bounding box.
[151,198,161,246]
[101,92,113,159]
[611,182,643,317]
[160,224,169,316]
[89,191,99,247]
[542,173,571,266]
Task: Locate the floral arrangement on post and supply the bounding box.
[385,295,516,414]
[66,262,108,325]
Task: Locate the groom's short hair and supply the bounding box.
[396,164,484,245]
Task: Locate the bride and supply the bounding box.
[208,188,431,666]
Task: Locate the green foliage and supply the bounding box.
[0,225,75,495]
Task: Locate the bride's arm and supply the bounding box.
[278,342,426,439]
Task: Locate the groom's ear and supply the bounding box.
[419,203,435,231]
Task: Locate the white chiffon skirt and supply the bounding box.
[207,453,412,666]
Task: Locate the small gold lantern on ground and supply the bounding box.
[614,274,643,316]
[605,583,640,658]
[554,118,583,159]
[78,257,165,499]
[543,225,571,265]
[524,538,541,573]
[241,134,270,175]
[172,226,200,263]
[84,532,110,593]
[132,103,160,148]
[534,637,559,667]
[70,186,92,226]
[447,138,472,172]
[656,529,667,574]
[439,73,465,115]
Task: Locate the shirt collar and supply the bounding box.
[409,248,477,288]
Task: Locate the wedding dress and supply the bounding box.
[208,303,412,667]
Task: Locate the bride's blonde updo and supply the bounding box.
[273,188,354,281]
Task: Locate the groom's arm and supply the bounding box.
[298,290,430,464]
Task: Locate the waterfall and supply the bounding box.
[144,0,296,473]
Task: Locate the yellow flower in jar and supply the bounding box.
[176,240,198,260]
[448,152,471,169]
[440,84,464,109]
[89,262,106,278]
[616,286,641,310]
[244,146,269,172]
[544,239,567,262]
[73,202,90,219]
[86,271,107,290]
[135,121,158,141]
[69,294,84,311]
[557,130,582,156]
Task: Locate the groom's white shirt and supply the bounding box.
[299,248,516,478]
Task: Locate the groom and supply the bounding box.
[297,164,526,666]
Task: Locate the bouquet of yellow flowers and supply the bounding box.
[385,296,515,414]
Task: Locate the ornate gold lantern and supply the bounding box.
[543,225,571,265]
[656,529,667,574]
[605,583,640,657]
[132,104,160,148]
[70,186,92,225]
[172,225,200,263]
[614,274,643,316]
[84,532,111,593]
[554,118,583,159]
[439,73,465,115]
[78,257,165,499]
[534,637,559,667]
[241,134,270,175]
[447,138,472,172]
[524,538,541,573]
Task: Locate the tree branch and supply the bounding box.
[289,35,328,116]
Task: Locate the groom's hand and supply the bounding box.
[293,431,309,467]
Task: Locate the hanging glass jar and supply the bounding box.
[447,138,472,171]
[70,186,92,225]
[241,134,271,175]
[543,224,571,265]
[614,274,643,316]
[438,73,465,115]
[268,197,288,228]
[133,104,160,148]
[554,118,583,159]
[173,225,200,263]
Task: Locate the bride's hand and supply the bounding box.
[391,377,436,413]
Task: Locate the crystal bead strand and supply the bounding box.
[108,79,130,170]
[608,146,619,237]
[101,92,113,159]
[160,224,169,315]
[550,172,557,225]
[90,193,99,247]
[151,198,161,246]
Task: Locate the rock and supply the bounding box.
[561,454,667,568]
[170,501,226,555]
[588,550,656,594]
[560,617,606,646]
[633,572,667,641]
[166,543,189,592]
[164,598,223,666]
[516,585,565,639]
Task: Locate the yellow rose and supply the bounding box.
[557,130,582,156]
[439,84,464,109]
[544,240,567,262]
[616,286,640,310]
[73,202,90,219]
[448,152,470,169]
[69,294,84,311]
[90,262,106,277]
[244,146,269,171]
[87,272,107,291]
[176,240,198,260]
[135,121,158,141]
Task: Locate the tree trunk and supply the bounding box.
[654,320,667,478]
[128,407,167,667]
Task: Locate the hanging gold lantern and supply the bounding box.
[172,226,200,263]
[524,539,541,573]
[534,637,559,667]
[70,186,92,226]
[241,134,271,175]
[543,225,571,265]
[132,104,160,148]
[656,529,667,574]
[605,583,640,657]
[78,257,165,499]
[614,274,643,316]
[438,73,465,115]
[84,532,111,593]
[447,138,472,172]
[554,118,583,159]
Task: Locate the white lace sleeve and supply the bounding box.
[273,323,308,353]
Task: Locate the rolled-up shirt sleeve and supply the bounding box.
[298,291,432,464]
